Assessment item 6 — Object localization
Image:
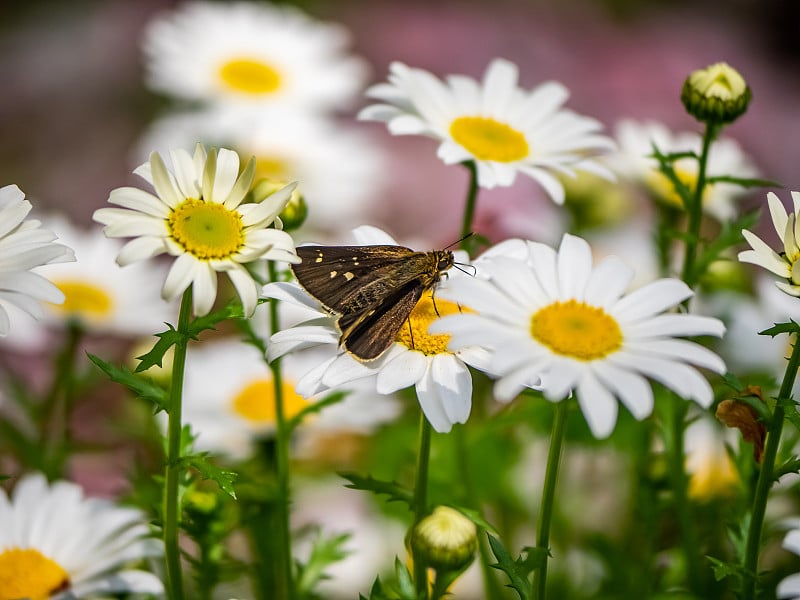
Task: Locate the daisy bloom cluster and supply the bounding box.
[34,216,175,336]
[0,473,162,599]
[612,118,757,221]
[142,1,368,112]
[0,184,74,337]
[739,191,800,297]
[265,226,490,434]
[93,144,299,317]
[433,233,726,438]
[359,58,615,203]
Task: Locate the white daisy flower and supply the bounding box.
[432,233,726,438]
[779,525,800,599]
[180,339,399,461]
[739,191,800,297]
[142,1,367,112]
[135,108,384,235]
[0,185,74,337]
[358,58,615,203]
[34,215,175,336]
[0,473,163,599]
[684,415,739,502]
[612,118,758,221]
[265,226,490,433]
[93,144,299,317]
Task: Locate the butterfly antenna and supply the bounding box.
[453,263,476,277]
[443,232,474,251]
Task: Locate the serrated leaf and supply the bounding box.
[722,372,745,393]
[393,558,416,600]
[296,530,350,596]
[707,555,745,584]
[339,472,413,507]
[287,391,348,433]
[135,327,183,373]
[181,454,237,498]
[775,456,800,481]
[486,534,535,600]
[759,320,800,337]
[188,300,246,338]
[87,354,169,412]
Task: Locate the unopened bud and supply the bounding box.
[251,179,307,231]
[410,506,477,573]
[681,62,751,125]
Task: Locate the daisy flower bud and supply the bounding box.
[409,506,478,573]
[252,178,307,231]
[681,62,751,125]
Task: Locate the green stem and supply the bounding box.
[267,261,294,600]
[666,396,702,592]
[680,122,718,287]
[742,335,800,599]
[454,426,504,600]
[533,400,569,600]
[459,161,480,248]
[164,288,192,600]
[414,413,434,599]
[40,319,83,480]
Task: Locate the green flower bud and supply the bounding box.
[681,62,751,125]
[251,178,307,231]
[410,506,477,573]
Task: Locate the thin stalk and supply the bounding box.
[163,288,192,600]
[533,400,569,600]
[680,122,718,287]
[742,335,800,599]
[459,161,480,245]
[666,396,702,592]
[267,260,294,600]
[413,413,434,599]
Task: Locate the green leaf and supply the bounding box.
[722,372,745,394]
[775,456,800,480]
[705,175,782,189]
[135,327,183,373]
[759,320,800,337]
[287,391,348,433]
[87,354,169,412]
[339,472,413,508]
[187,300,246,338]
[296,530,350,596]
[707,555,745,585]
[392,558,417,600]
[486,534,542,600]
[181,454,238,498]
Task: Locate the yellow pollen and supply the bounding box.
[449,116,529,162]
[396,292,468,355]
[231,379,308,424]
[50,279,113,317]
[531,300,622,360]
[168,198,244,260]
[254,156,290,181]
[0,547,70,600]
[218,57,282,95]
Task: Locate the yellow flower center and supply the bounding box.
[255,156,291,181]
[687,447,739,502]
[646,165,712,211]
[168,198,244,260]
[231,378,308,424]
[396,293,466,355]
[449,116,529,162]
[0,547,70,600]
[218,57,282,95]
[531,300,623,360]
[50,279,113,317]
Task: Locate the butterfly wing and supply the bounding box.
[292,245,420,313]
[338,281,423,360]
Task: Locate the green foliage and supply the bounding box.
[339,472,414,508]
[759,321,800,338]
[287,390,348,432]
[692,210,759,283]
[487,534,547,600]
[296,530,351,599]
[180,453,238,498]
[87,354,169,412]
[360,559,418,600]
